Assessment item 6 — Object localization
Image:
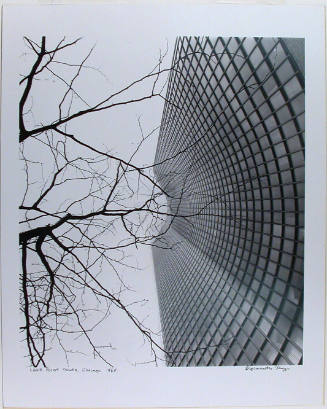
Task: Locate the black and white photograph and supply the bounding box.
[18,35,305,369]
[1,4,325,409]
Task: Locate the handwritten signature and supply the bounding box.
[245,365,290,372]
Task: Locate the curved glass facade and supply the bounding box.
[153,37,304,366]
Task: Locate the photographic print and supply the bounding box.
[1,4,325,409]
[18,34,304,369]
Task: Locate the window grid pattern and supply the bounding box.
[153,37,304,366]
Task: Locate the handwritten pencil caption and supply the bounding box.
[29,367,117,374]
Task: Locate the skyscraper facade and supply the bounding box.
[152,37,304,366]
